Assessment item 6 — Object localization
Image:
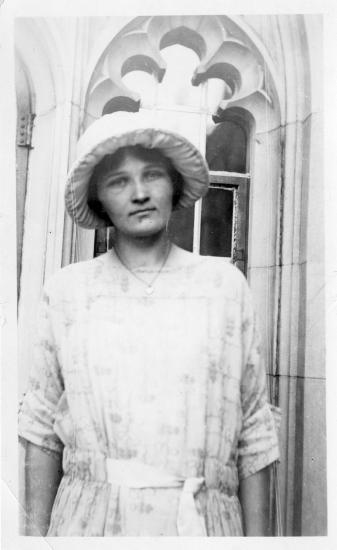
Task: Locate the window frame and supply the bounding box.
[196,170,249,273]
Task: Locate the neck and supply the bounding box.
[113,230,171,270]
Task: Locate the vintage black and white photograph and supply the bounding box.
[1,1,335,546]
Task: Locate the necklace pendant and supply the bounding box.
[146,285,154,296]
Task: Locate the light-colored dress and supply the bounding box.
[19,245,280,536]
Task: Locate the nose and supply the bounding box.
[131,177,150,204]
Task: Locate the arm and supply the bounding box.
[19,285,65,535]
[237,278,280,536]
[239,466,271,536]
[24,441,63,536]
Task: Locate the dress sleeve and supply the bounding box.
[18,286,64,455]
[237,280,281,480]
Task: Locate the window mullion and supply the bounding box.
[193,83,208,255]
[210,173,250,188]
[209,170,250,178]
[193,199,202,254]
[232,188,239,263]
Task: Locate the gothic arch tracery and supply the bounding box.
[84,15,279,130]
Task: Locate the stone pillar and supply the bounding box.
[275,14,326,535]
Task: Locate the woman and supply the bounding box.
[19,112,280,536]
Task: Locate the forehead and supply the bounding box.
[111,152,168,172]
[95,146,172,176]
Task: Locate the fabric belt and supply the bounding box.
[63,448,209,535]
[105,458,206,536]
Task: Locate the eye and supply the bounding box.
[144,168,166,181]
[105,176,129,188]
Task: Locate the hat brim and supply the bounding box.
[65,125,209,229]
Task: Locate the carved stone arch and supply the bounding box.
[147,14,227,58]
[15,19,57,113]
[218,16,284,122]
[84,15,281,133]
[159,27,207,59]
[121,55,165,80]
[103,96,140,116]
[15,50,35,111]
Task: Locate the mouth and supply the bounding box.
[129,208,156,217]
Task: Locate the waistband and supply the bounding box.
[63,448,238,493]
[63,447,206,536]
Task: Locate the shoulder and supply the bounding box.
[170,246,248,298]
[43,255,106,300]
[183,249,246,285]
[196,255,244,281]
[198,256,248,298]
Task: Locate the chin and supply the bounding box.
[130,228,165,239]
[120,219,167,238]
[122,224,167,239]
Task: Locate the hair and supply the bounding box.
[87,145,184,225]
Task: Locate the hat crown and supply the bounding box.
[77,112,153,158]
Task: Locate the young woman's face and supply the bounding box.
[96,152,174,239]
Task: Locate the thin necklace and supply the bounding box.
[114,242,172,296]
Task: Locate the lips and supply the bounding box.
[129,208,156,216]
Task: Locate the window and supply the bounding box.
[92,43,250,273]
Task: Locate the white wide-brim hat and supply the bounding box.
[65,111,209,229]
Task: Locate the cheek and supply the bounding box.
[98,191,124,218]
[158,182,174,210]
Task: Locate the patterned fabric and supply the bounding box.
[18,245,280,536]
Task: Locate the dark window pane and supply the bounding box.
[94,227,117,257]
[168,206,194,252]
[107,227,115,250]
[206,120,247,172]
[94,227,108,256]
[200,188,233,257]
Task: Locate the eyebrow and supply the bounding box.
[103,171,128,179]
[102,162,167,179]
